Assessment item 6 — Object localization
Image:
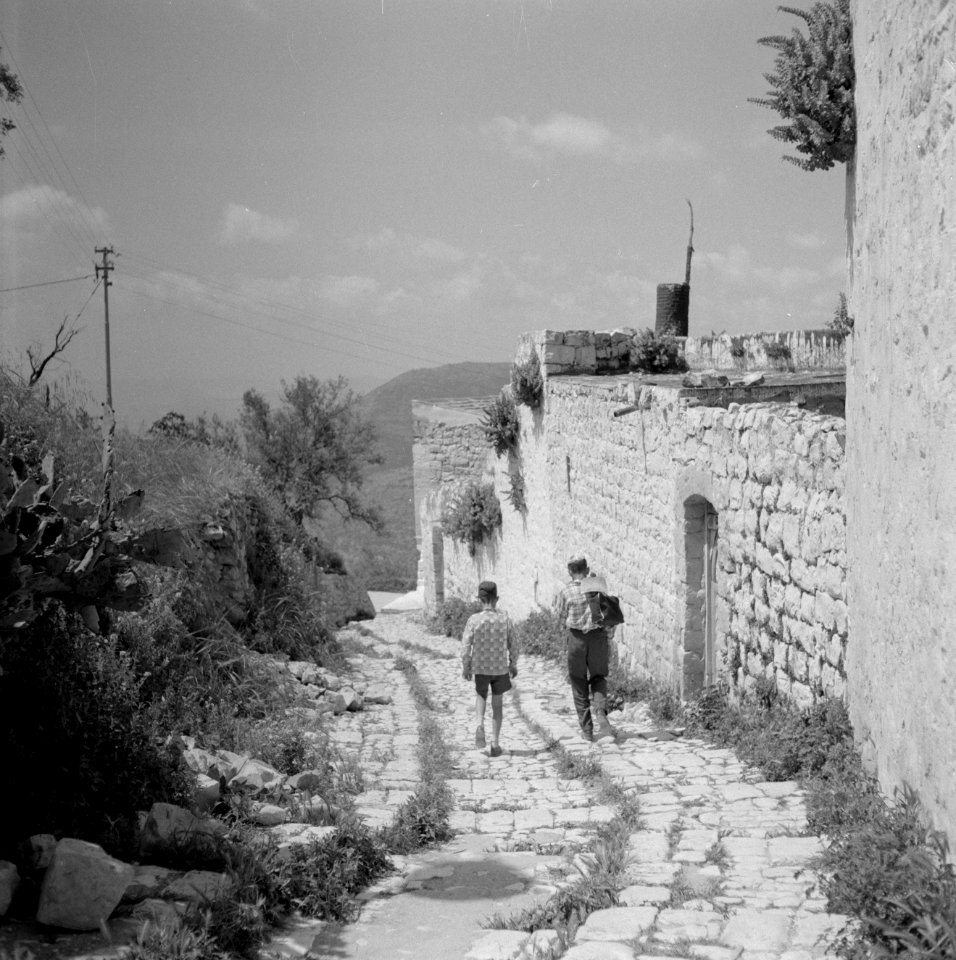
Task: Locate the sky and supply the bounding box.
[0,0,849,427]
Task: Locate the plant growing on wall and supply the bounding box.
[511,352,543,409]
[749,0,855,171]
[504,469,526,513]
[629,328,688,374]
[481,391,520,457]
[440,482,501,557]
[829,292,854,335]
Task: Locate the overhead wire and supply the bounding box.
[0,274,95,294]
[119,248,493,360]
[0,28,102,249]
[117,281,449,371]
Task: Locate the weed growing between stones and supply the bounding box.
[126,918,231,960]
[510,352,543,409]
[489,689,643,942]
[383,656,454,852]
[440,481,502,557]
[639,679,956,960]
[628,329,688,374]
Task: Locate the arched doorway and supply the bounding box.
[683,496,718,697]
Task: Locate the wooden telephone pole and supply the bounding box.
[94,246,115,408]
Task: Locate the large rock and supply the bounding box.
[251,803,289,827]
[36,839,134,930]
[163,870,232,902]
[24,834,57,872]
[122,865,174,903]
[139,802,226,857]
[228,757,284,793]
[287,769,328,792]
[0,861,19,916]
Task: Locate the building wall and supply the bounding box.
[415,343,847,706]
[847,0,956,839]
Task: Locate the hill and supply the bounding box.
[321,362,511,591]
[358,361,511,470]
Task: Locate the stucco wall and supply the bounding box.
[847,0,956,839]
[416,353,847,706]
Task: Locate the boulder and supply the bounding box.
[364,683,393,705]
[268,823,337,861]
[139,802,226,858]
[316,669,343,692]
[194,773,221,812]
[123,865,174,903]
[251,803,289,827]
[228,757,284,793]
[330,687,362,714]
[163,870,232,903]
[36,838,135,930]
[130,898,180,925]
[286,769,328,792]
[24,834,57,872]
[0,860,20,916]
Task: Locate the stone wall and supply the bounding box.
[519,328,846,378]
[847,0,956,840]
[415,337,848,705]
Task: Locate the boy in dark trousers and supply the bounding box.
[556,555,615,742]
[461,581,519,758]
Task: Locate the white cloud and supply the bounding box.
[218,203,302,245]
[479,112,701,165]
[698,243,823,292]
[0,184,109,232]
[788,231,828,250]
[318,274,379,306]
[350,228,467,264]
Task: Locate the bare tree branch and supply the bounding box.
[26,317,79,386]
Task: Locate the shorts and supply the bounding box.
[475,673,512,697]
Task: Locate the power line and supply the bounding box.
[0,28,102,248]
[117,281,451,371]
[0,274,95,294]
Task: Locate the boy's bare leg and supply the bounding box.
[475,692,487,748]
[490,694,503,747]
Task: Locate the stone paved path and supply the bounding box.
[268,611,851,960]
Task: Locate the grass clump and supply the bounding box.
[628,328,688,374]
[511,351,543,409]
[424,597,482,640]
[383,655,454,852]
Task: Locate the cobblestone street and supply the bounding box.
[269,611,851,960]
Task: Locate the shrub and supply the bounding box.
[423,597,482,639]
[628,329,688,374]
[829,292,855,335]
[763,340,793,366]
[481,391,520,457]
[440,482,501,557]
[0,607,194,857]
[515,608,565,661]
[511,352,543,409]
[750,0,855,171]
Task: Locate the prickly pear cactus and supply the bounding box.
[0,417,151,633]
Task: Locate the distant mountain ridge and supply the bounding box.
[358,361,511,470]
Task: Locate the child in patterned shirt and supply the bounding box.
[461,580,519,758]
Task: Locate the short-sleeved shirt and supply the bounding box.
[557,578,597,632]
[461,608,519,677]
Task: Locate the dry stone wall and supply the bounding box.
[847,0,956,841]
[415,337,848,706]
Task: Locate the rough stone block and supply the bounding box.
[576,906,658,941]
[0,861,19,916]
[37,838,134,930]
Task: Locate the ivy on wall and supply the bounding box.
[481,391,519,457]
[750,0,855,172]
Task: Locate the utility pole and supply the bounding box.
[94,246,115,408]
[94,246,116,520]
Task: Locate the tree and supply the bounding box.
[750,0,855,172]
[240,375,383,530]
[1,47,23,159]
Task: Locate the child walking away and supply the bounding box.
[461,581,519,758]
